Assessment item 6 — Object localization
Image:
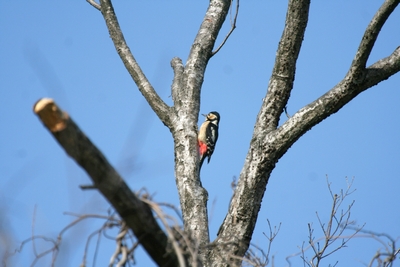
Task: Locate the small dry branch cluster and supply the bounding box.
[6,191,211,267]
[285,177,399,267]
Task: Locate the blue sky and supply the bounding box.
[1,1,399,266]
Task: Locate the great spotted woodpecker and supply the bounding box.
[198,111,220,171]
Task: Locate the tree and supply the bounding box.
[3,0,400,266]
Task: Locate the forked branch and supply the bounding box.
[86,0,101,10]
[349,0,399,82]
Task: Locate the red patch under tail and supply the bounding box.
[198,140,207,156]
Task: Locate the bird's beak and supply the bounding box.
[201,114,206,117]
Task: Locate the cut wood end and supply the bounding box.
[33,98,55,113]
[33,98,69,132]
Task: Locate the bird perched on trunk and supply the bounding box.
[198,111,220,171]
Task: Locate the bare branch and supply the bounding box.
[170,57,184,105]
[216,0,399,262]
[213,0,311,263]
[9,212,119,266]
[33,98,178,267]
[211,0,240,56]
[342,226,400,267]
[216,4,399,264]
[243,243,269,267]
[86,0,101,10]
[31,206,39,259]
[365,46,400,84]
[141,198,187,267]
[60,213,119,238]
[262,219,281,264]
[259,0,310,132]
[158,202,183,222]
[286,178,365,267]
[252,45,400,196]
[279,3,400,146]
[98,0,173,127]
[348,0,399,83]
[85,229,102,267]
[109,222,129,267]
[261,219,282,265]
[178,0,232,111]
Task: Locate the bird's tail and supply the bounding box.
[199,154,206,171]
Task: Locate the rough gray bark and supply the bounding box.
[169,0,232,252]
[34,0,400,266]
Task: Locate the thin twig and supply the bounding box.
[286,177,365,267]
[31,206,38,258]
[158,202,183,221]
[211,0,240,56]
[9,211,138,267]
[344,226,399,267]
[262,219,281,263]
[80,228,102,267]
[284,106,291,118]
[141,198,187,267]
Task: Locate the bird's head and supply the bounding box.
[202,111,220,125]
